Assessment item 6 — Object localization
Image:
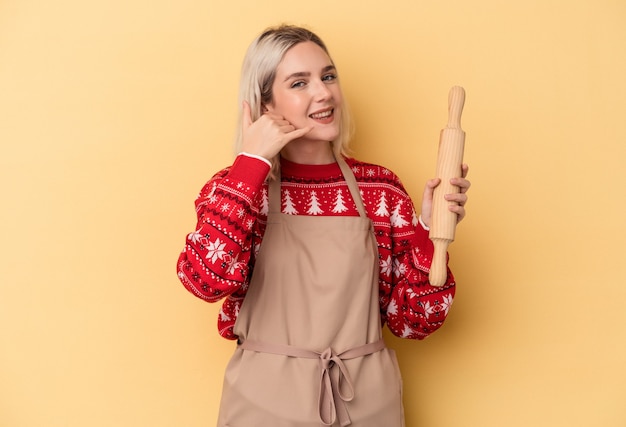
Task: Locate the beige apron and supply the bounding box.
[217,157,405,427]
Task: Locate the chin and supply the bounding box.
[308,129,340,143]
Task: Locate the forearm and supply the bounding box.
[176,155,270,301]
[383,219,457,339]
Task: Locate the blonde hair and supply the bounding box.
[234,25,353,179]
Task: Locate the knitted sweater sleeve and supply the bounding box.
[176,155,269,337]
[376,174,457,340]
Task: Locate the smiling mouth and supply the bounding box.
[309,109,333,119]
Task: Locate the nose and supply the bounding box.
[312,80,333,102]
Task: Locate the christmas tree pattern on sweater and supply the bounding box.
[177,155,456,340]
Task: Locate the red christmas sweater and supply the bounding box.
[177,154,456,340]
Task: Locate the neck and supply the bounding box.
[280,140,335,165]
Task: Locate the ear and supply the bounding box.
[261,103,270,113]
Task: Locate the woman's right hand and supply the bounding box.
[241,101,312,162]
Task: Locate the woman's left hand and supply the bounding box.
[420,164,471,228]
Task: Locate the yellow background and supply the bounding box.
[1,0,625,426]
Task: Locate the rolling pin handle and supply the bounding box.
[447,86,466,130]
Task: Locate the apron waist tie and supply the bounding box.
[238,338,386,427]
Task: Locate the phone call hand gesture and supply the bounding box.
[241,101,312,162]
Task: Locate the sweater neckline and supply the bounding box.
[280,156,345,179]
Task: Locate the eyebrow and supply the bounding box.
[283,65,336,82]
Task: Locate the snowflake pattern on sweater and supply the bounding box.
[177,154,456,340]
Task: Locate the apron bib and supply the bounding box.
[217,156,405,427]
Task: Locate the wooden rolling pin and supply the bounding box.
[429,86,466,287]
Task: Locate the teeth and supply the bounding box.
[310,110,332,119]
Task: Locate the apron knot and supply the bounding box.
[238,338,386,427]
[318,347,355,427]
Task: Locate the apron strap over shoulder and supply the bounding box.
[335,156,367,219]
[239,339,386,427]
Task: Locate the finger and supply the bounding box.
[449,204,466,223]
[445,193,468,206]
[425,177,441,190]
[276,120,296,129]
[461,163,469,178]
[242,100,252,128]
[450,177,471,193]
[285,126,313,142]
[449,204,465,213]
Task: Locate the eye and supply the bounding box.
[290,80,306,88]
[322,73,337,82]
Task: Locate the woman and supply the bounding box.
[177,25,470,427]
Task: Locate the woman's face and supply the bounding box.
[266,41,343,144]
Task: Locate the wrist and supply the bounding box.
[229,154,271,189]
[238,152,272,168]
[418,215,430,231]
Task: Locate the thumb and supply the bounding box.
[286,126,313,141]
[420,178,440,228]
[242,100,253,128]
[423,178,441,201]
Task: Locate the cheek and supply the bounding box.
[332,87,343,107]
[273,95,308,120]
